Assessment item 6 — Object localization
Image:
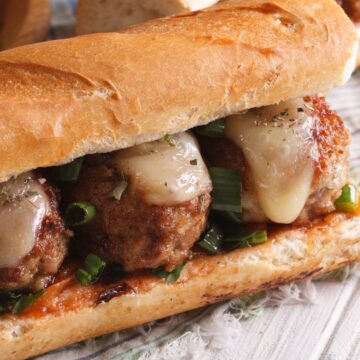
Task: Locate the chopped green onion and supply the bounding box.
[65,201,96,227]
[76,254,106,286]
[151,264,186,284]
[0,290,45,315]
[195,119,225,138]
[198,223,223,255]
[0,291,21,314]
[76,269,93,285]
[12,290,45,315]
[223,230,268,251]
[209,167,242,213]
[335,184,358,213]
[217,210,242,224]
[163,134,176,146]
[0,304,7,314]
[52,157,84,182]
[110,181,128,201]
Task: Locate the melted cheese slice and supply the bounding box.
[115,132,212,205]
[0,173,49,268]
[225,99,316,224]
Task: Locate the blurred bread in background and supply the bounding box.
[76,0,219,35]
[0,0,50,50]
[338,0,360,68]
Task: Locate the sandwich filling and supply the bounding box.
[0,95,356,314]
[225,98,315,224]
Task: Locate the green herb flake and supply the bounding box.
[223,230,268,251]
[51,157,84,182]
[76,254,106,286]
[198,223,223,255]
[12,290,45,315]
[335,184,358,213]
[163,134,175,146]
[151,264,186,284]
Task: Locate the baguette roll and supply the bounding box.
[0,0,357,182]
[0,1,359,359]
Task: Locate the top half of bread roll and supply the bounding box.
[0,0,357,182]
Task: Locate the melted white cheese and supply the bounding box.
[0,173,49,268]
[115,132,212,205]
[225,99,316,224]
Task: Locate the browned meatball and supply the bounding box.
[0,174,70,291]
[70,161,211,272]
[199,96,350,223]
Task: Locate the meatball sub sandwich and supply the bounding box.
[0,0,359,358]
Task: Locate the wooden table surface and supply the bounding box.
[228,274,359,360]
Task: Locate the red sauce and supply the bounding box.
[15,261,163,319]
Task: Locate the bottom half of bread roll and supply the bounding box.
[0,210,359,360]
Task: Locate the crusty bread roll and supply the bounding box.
[0,0,357,183]
[0,1,359,358]
[76,0,219,35]
[1,211,359,360]
[0,0,50,50]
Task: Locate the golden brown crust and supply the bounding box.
[0,0,50,50]
[0,0,357,182]
[0,211,359,359]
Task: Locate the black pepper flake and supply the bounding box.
[190,159,198,166]
[297,107,304,113]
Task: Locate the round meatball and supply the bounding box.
[199,96,350,224]
[0,174,70,291]
[70,160,211,272]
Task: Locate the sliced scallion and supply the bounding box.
[217,210,242,224]
[198,223,223,255]
[76,269,93,285]
[52,157,84,182]
[335,184,358,213]
[0,291,21,314]
[151,263,186,284]
[163,134,176,146]
[195,119,226,138]
[12,289,45,315]
[65,201,96,227]
[223,230,268,251]
[76,254,106,286]
[209,167,242,213]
